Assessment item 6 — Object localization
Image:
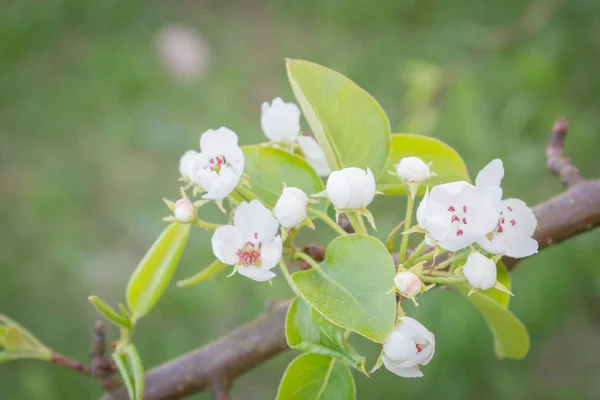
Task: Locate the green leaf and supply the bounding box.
[377,134,471,195]
[459,285,529,359]
[286,298,367,375]
[112,352,135,400]
[292,234,396,343]
[481,261,511,307]
[126,222,191,321]
[276,353,355,400]
[177,259,227,288]
[125,344,144,400]
[242,146,327,216]
[0,352,11,364]
[0,314,51,360]
[88,296,130,328]
[286,59,391,178]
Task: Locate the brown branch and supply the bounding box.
[545,116,584,188]
[101,117,600,400]
[50,352,88,374]
[89,321,120,391]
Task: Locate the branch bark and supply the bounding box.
[101,117,600,400]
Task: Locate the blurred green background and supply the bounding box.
[2,0,600,399]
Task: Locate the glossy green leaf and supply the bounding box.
[377,134,471,195]
[481,261,511,307]
[459,285,529,359]
[286,59,391,178]
[126,222,191,321]
[112,352,135,400]
[125,344,144,400]
[292,234,396,343]
[286,298,367,374]
[88,296,130,328]
[276,353,355,400]
[177,259,227,288]
[242,146,327,216]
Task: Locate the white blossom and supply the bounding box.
[394,271,422,298]
[261,97,301,143]
[395,157,432,183]
[479,199,538,258]
[326,167,376,210]
[416,183,498,252]
[474,159,538,258]
[179,150,198,179]
[462,252,497,290]
[189,127,245,200]
[211,200,282,282]
[274,187,309,228]
[382,316,435,378]
[297,135,331,177]
[173,198,195,223]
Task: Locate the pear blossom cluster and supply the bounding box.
[171,95,538,382]
[415,158,538,289]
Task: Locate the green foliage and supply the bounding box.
[292,235,396,343]
[276,353,356,400]
[176,259,227,288]
[286,59,391,178]
[377,134,471,195]
[112,344,145,400]
[126,222,191,322]
[459,284,529,360]
[88,296,131,328]
[242,145,327,214]
[0,314,51,363]
[286,297,367,374]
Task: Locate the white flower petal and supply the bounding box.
[274,187,309,228]
[200,127,239,155]
[260,236,283,270]
[326,170,352,209]
[398,317,434,343]
[260,97,301,142]
[234,200,279,242]
[476,159,504,190]
[179,150,198,178]
[211,225,244,265]
[237,266,276,282]
[502,198,537,237]
[396,157,432,182]
[201,166,240,200]
[297,135,331,177]
[497,234,538,258]
[382,355,424,378]
[384,331,418,361]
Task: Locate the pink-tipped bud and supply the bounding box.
[174,198,196,223]
[394,271,422,297]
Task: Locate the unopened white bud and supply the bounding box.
[274,187,309,228]
[394,271,422,297]
[463,252,496,290]
[326,167,376,209]
[174,198,196,223]
[396,157,432,183]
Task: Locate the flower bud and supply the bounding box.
[179,150,198,179]
[394,271,422,297]
[382,316,435,378]
[174,198,196,223]
[261,97,301,143]
[462,252,496,290]
[274,187,309,228]
[326,167,376,209]
[395,157,431,183]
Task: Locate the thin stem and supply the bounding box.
[385,220,405,253]
[50,352,89,375]
[356,212,368,233]
[347,212,367,235]
[310,209,348,236]
[403,240,428,267]
[398,195,415,262]
[417,275,466,285]
[412,250,435,265]
[279,259,299,296]
[194,219,221,230]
